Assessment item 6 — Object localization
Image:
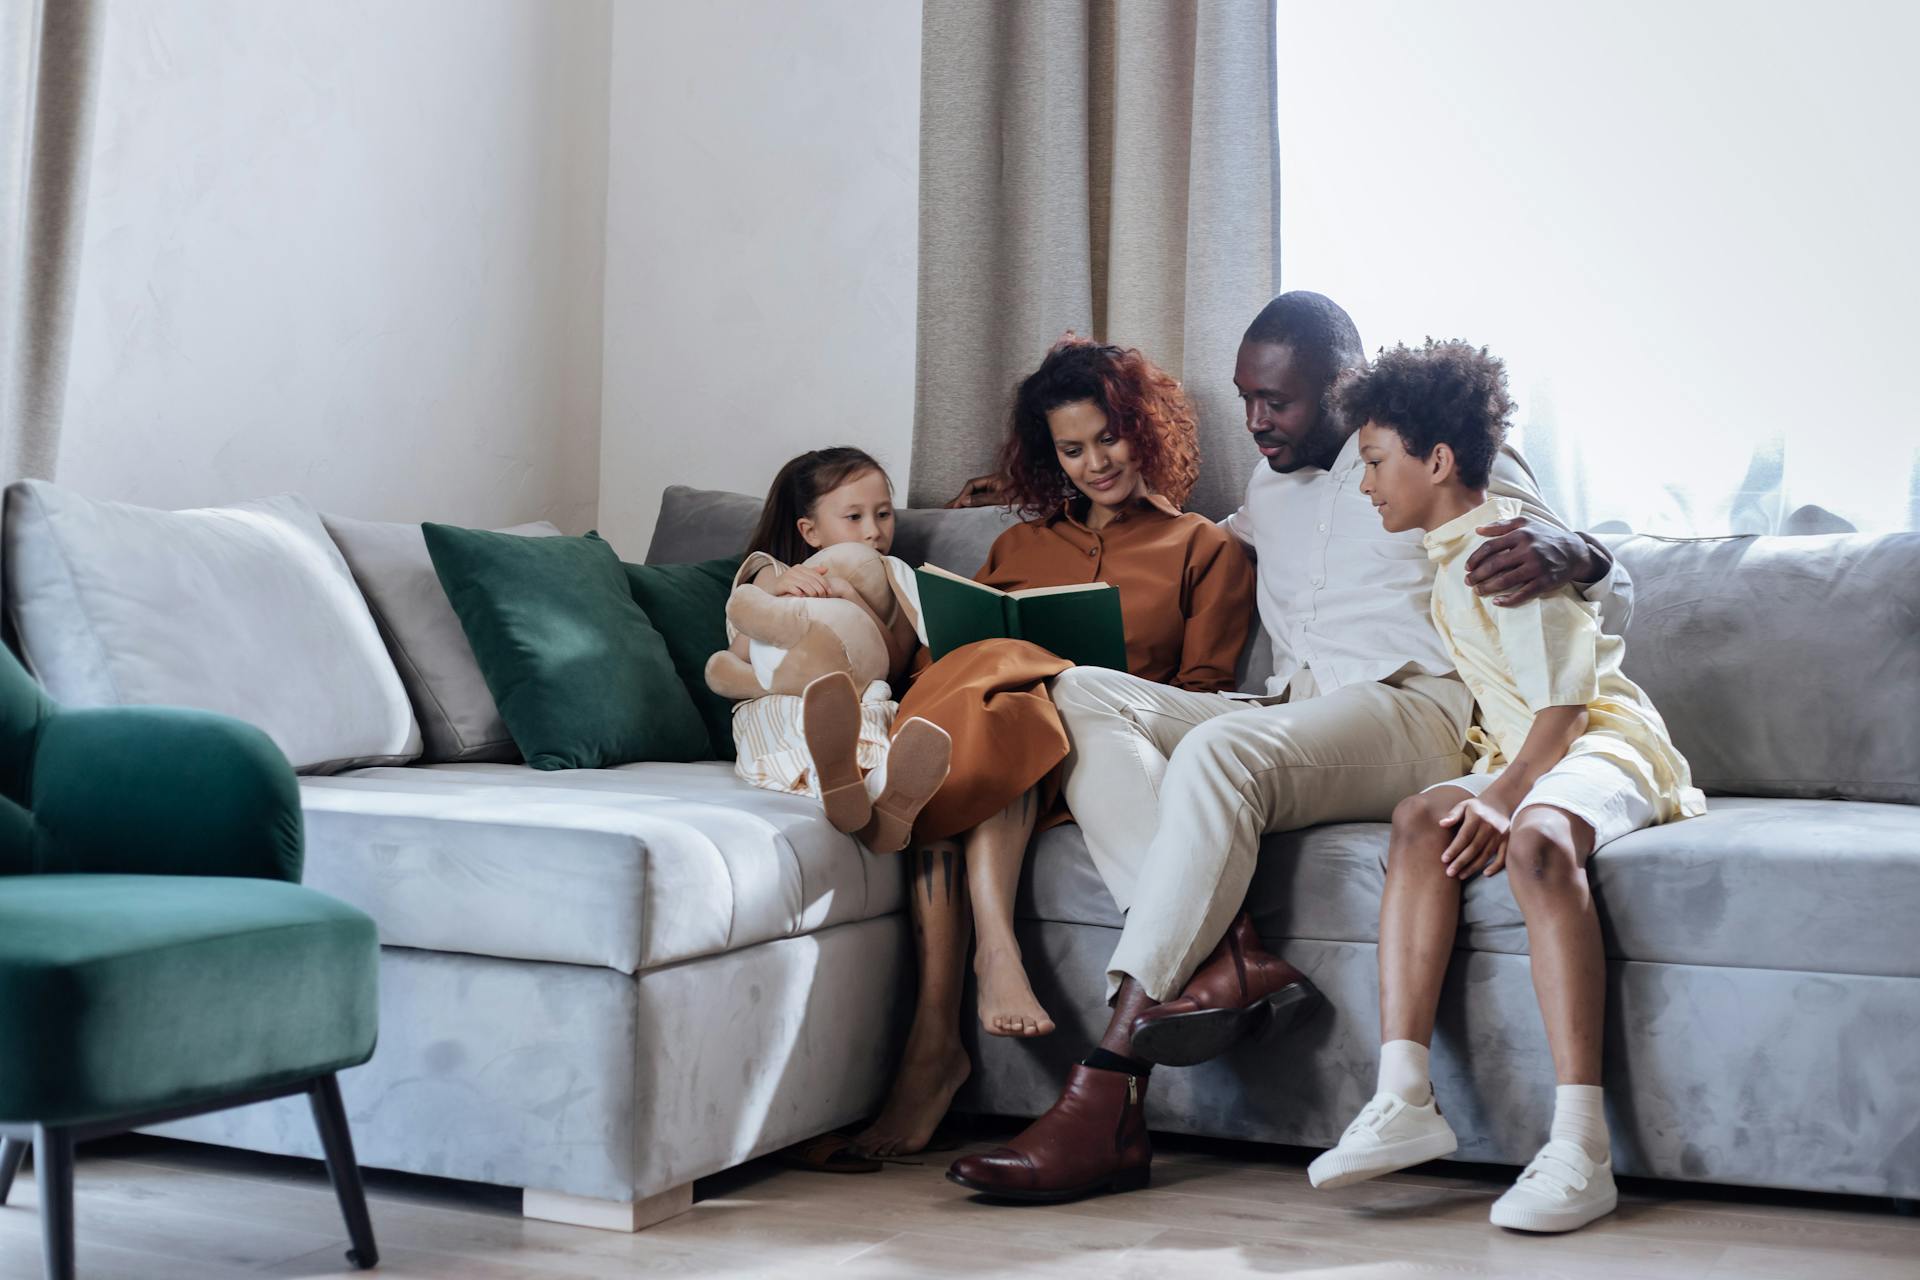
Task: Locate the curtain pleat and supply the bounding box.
[911,0,1280,518]
[2,0,104,483]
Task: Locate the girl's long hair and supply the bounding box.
[744,447,889,566]
[997,335,1200,519]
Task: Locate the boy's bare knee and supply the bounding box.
[1391,793,1430,831]
[1507,818,1580,888]
[1386,793,1450,874]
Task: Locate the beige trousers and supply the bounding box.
[1051,665,1472,1000]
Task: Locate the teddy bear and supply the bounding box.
[703,541,919,701]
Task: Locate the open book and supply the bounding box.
[914,564,1127,670]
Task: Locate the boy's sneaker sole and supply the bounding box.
[1308,1126,1458,1190]
[1490,1184,1618,1233]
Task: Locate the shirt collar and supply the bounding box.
[1051,491,1182,531]
[1330,432,1365,474]
[1423,495,1522,560]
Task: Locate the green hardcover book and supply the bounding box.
[914,564,1128,671]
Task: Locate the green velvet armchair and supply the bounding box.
[0,646,381,1278]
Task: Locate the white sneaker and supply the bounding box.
[1489,1139,1618,1232]
[1308,1090,1458,1190]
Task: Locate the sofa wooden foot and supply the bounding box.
[522,1183,692,1232]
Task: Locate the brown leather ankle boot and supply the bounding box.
[1127,911,1320,1067]
[945,1064,1150,1202]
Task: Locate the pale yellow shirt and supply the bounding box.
[1223,434,1632,698]
[1425,496,1706,822]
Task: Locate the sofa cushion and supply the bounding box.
[645,484,1018,578]
[322,514,560,764]
[1023,796,1920,980]
[1023,821,1388,947]
[622,555,743,761]
[2,481,420,772]
[1609,531,1920,803]
[424,525,709,769]
[297,762,906,973]
[1474,796,1920,980]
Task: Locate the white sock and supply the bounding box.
[1550,1084,1610,1163]
[1377,1040,1432,1105]
[863,754,888,799]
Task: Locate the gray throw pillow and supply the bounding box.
[1609,530,1920,803]
[323,513,560,763]
[4,481,422,773]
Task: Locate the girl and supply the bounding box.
[727,448,953,852]
[853,337,1255,1158]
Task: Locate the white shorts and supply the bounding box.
[731,681,897,799]
[1424,752,1656,853]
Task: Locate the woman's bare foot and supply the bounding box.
[852,1038,971,1158]
[975,944,1055,1038]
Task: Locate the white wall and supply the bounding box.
[58,0,612,532]
[597,0,921,559]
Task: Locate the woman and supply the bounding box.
[854,336,1254,1157]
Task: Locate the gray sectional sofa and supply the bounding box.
[650,486,1920,1202]
[4,476,1914,1237]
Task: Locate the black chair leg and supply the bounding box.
[34,1127,74,1280]
[0,1136,26,1205]
[307,1076,378,1269]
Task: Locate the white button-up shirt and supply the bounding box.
[1223,434,1631,698]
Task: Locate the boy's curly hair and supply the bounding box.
[1333,340,1513,488]
[997,336,1200,518]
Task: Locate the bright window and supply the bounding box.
[1277,1,1920,535]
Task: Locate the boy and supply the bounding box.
[1312,340,1704,1232]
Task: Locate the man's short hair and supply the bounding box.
[1334,339,1513,489]
[1242,291,1366,382]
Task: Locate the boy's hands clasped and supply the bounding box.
[1438,794,1512,878]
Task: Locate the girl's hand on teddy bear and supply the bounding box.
[771,566,833,598]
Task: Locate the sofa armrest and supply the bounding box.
[30,706,304,882]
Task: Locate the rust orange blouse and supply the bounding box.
[974,494,1254,693]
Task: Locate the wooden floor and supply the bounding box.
[1,1129,1915,1279]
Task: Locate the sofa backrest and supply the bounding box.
[1608,532,1919,804]
[646,484,1019,577]
[648,488,1919,804]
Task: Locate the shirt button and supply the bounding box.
[1311,576,1323,587]
[1317,523,1327,532]
[1087,548,1097,558]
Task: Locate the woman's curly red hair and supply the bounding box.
[997,335,1201,518]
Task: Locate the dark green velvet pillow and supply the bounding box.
[422,525,708,769]
[622,555,743,761]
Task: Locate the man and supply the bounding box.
[943,292,1630,1202]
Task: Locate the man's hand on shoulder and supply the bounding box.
[946,472,1009,508]
[1467,516,1609,607]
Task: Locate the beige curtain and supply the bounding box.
[2,0,104,482]
[911,0,1280,518]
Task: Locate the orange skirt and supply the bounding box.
[894,638,1072,842]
